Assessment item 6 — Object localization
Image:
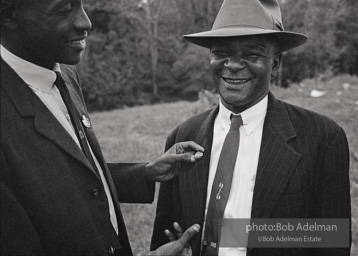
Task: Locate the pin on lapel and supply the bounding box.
[210,242,217,248]
[81,115,91,128]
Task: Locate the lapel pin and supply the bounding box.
[81,115,91,128]
[210,242,217,248]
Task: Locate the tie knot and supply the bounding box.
[230,114,243,131]
[54,71,66,88]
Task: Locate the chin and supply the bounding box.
[61,58,82,65]
[60,53,83,65]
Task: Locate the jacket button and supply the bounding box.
[92,189,100,198]
[107,246,115,255]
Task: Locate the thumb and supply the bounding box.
[166,152,194,163]
[176,224,201,248]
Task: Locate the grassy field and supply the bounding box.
[90,75,358,255]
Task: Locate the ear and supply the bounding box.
[271,53,282,78]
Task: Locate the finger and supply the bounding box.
[167,152,199,163]
[174,144,185,154]
[182,152,202,163]
[194,151,204,160]
[173,222,184,237]
[179,247,192,256]
[176,224,200,248]
[165,229,176,242]
[176,141,204,153]
[190,152,204,162]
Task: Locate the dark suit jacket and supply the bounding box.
[151,93,351,256]
[0,60,154,256]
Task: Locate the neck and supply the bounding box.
[1,38,54,70]
[222,93,269,114]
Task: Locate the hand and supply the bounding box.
[148,223,200,256]
[145,141,204,182]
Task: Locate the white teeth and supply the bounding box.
[69,40,85,44]
[223,78,249,84]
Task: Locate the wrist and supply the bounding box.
[144,162,155,182]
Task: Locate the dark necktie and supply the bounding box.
[54,72,99,176]
[202,114,243,256]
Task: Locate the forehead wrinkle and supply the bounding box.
[244,44,267,51]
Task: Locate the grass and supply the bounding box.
[90,74,358,255]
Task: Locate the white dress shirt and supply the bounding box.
[203,96,268,256]
[1,44,118,234]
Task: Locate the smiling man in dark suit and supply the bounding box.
[151,0,351,255]
[0,0,203,255]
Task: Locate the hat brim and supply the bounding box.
[183,27,308,52]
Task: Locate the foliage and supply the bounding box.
[79,0,358,110]
[279,0,358,86]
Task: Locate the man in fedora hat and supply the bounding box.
[151,0,351,255]
[0,0,204,255]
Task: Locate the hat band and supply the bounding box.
[212,4,283,32]
[212,24,280,32]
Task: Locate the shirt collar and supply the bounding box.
[218,95,268,135]
[1,44,59,94]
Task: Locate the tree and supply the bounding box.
[335,0,358,74]
[140,0,165,98]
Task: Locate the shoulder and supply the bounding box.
[181,108,214,128]
[285,100,340,128]
[168,108,216,139]
[279,99,345,142]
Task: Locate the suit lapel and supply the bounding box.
[60,70,120,203]
[1,61,95,176]
[34,100,96,172]
[59,72,106,173]
[73,105,117,193]
[251,93,301,218]
[178,107,218,255]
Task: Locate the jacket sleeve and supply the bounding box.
[150,128,180,251]
[108,162,155,203]
[0,149,44,256]
[313,127,351,255]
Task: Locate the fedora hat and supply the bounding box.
[183,0,307,52]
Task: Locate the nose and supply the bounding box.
[224,55,246,71]
[74,6,92,32]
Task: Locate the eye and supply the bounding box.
[53,3,72,15]
[60,4,72,12]
[211,50,229,57]
[243,52,263,60]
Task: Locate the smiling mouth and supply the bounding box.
[68,39,85,45]
[222,77,250,85]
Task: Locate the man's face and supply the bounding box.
[209,36,281,113]
[13,0,91,68]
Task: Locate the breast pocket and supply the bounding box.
[275,183,311,208]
